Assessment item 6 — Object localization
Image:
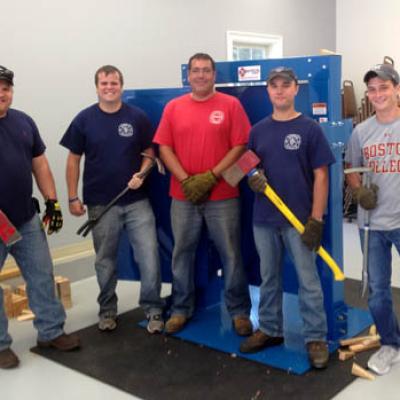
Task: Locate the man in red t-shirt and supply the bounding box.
[153,53,252,335]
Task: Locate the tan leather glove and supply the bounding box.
[301,217,324,251]
[352,184,379,210]
[247,169,267,193]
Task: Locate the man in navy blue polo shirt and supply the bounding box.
[60,65,164,334]
[0,65,80,369]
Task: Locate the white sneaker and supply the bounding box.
[98,316,117,331]
[147,314,164,334]
[367,345,400,375]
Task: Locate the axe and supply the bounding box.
[222,150,345,281]
[344,166,373,297]
[0,210,22,246]
[76,153,165,237]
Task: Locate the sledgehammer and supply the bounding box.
[222,150,345,281]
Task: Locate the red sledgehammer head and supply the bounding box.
[222,150,261,187]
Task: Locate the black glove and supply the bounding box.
[248,169,267,193]
[181,171,217,204]
[42,199,63,234]
[301,217,324,251]
[352,184,379,210]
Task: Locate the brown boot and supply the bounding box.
[0,348,19,369]
[37,333,81,351]
[240,330,284,353]
[233,316,253,336]
[307,340,329,369]
[165,315,187,334]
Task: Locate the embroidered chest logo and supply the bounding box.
[118,123,134,137]
[284,133,301,150]
[209,110,224,124]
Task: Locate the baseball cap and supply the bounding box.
[266,67,298,85]
[0,65,14,86]
[363,64,399,85]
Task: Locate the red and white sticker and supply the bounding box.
[238,65,261,82]
[312,102,328,115]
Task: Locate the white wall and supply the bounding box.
[1,0,335,248]
[337,0,400,103]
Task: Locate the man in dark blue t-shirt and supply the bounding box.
[60,65,164,334]
[0,66,80,369]
[239,67,335,369]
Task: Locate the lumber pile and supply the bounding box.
[1,275,72,321]
[338,326,380,381]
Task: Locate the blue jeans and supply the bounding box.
[0,214,66,350]
[253,224,327,343]
[360,228,400,347]
[89,199,164,318]
[170,198,251,318]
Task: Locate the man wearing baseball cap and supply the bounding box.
[240,66,335,369]
[0,65,80,369]
[345,63,400,375]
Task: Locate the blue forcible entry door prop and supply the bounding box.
[120,55,371,374]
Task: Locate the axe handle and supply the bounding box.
[263,184,345,281]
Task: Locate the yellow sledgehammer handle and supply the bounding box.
[264,185,345,281]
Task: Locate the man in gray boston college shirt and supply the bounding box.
[345,63,400,375]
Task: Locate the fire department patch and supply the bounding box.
[209,110,224,124]
[284,133,301,150]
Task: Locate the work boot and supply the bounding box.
[307,340,329,369]
[147,314,164,334]
[98,316,117,331]
[240,329,284,353]
[165,315,187,334]
[0,348,19,369]
[233,316,253,336]
[37,333,81,351]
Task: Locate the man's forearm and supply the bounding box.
[159,145,189,182]
[32,155,57,199]
[311,166,329,220]
[66,153,81,198]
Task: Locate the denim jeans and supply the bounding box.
[253,224,327,343]
[170,198,251,318]
[360,228,400,347]
[89,199,164,318]
[0,214,65,350]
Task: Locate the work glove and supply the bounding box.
[181,170,217,204]
[301,217,324,251]
[42,199,63,234]
[352,184,379,210]
[247,169,267,193]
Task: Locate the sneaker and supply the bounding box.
[239,329,284,353]
[368,345,400,375]
[0,348,19,369]
[233,316,253,337]
[147,314,164,334]
[37,333,81,351]
[307,340,329,369]
[165,315,187,334]
[98,316,117,331]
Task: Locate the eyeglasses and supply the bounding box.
[0,65,14,84]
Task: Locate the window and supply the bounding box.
[227,31,283,61]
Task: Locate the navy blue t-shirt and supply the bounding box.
[60,103,153,206]
[248,114,335,227]
[0,109,45,228]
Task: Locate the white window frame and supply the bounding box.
[226,31,283,61]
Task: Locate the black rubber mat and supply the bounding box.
[31,279,399,400]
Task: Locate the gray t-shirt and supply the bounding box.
[345,115,400,230]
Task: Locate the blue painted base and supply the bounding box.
[140,286,372,375]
